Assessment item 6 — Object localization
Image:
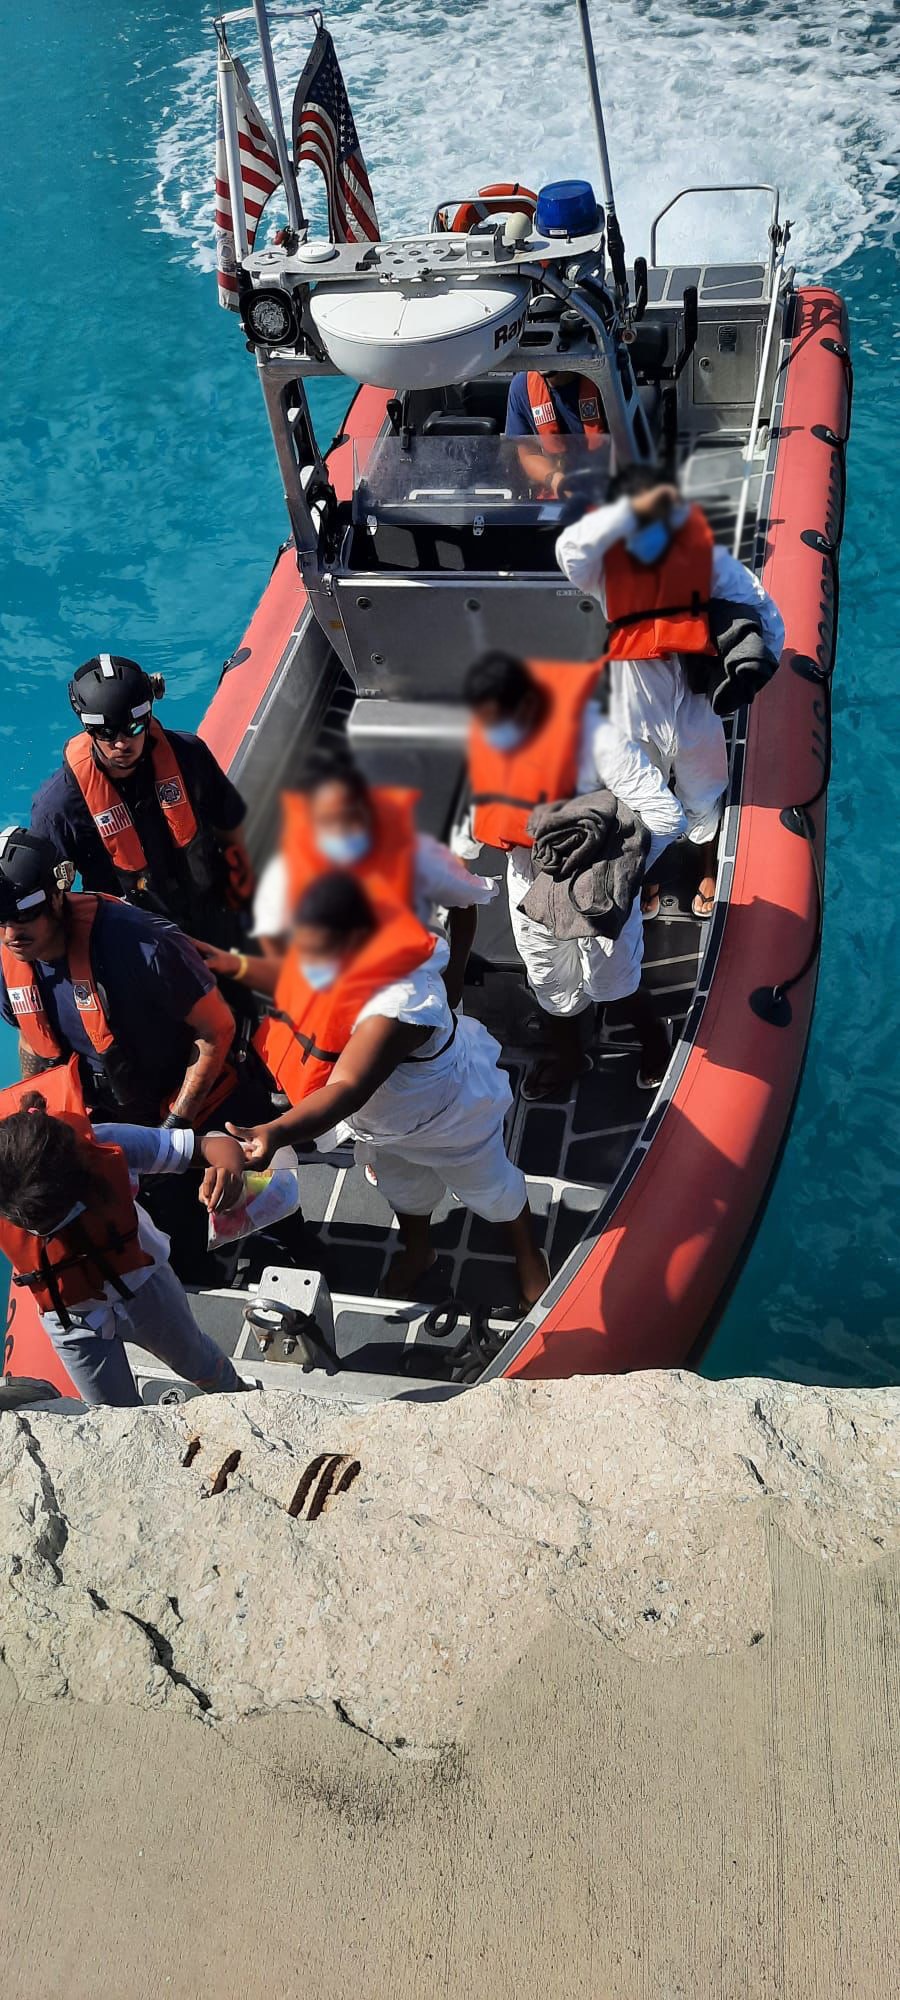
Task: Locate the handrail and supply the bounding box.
[731,223,792,559]
[649,184,780,285]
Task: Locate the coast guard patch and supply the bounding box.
[157,779,185,807]
[73,983,97,1013]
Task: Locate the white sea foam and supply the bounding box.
[151,0,900,277]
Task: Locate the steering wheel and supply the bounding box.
[554,467,609,504]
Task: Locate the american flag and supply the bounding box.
[291,21,380,244]
[214,41,282,310]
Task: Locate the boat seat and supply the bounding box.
[422,412,500,436]
[347,699,467,839]
[629,321,671,382]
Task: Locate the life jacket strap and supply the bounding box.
[471,790,547,812]
[606,593,710,635]
[270,1013,342,1069]
[408,1017,458,1064]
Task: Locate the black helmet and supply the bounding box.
[0,827,71,922]
[68,655,165,732]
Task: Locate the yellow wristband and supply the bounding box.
[233,952,249,983]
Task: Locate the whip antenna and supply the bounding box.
[575,0,628,308]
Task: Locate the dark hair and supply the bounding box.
[293,870,376,935]
[0,1094,102,1237]
[463,651,534,712]
[607,462,672,501]
[295,747,370,800]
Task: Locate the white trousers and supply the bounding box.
[506,850,644,1017]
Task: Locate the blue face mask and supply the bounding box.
[625,519,672,566]
[483,717,529,753]
[300,957,341,992]
[317,827,372,865]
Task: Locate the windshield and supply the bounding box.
[352,433,612,530]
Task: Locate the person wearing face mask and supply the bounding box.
[30,656,255,944]
[229,873,548,1306]
[505,369,607,497]
[464,651,686,1099]
[235,750,497,1010]
[555,467,785,919]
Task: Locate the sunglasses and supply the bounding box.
[87,719,149,744]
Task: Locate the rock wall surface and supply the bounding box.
[0,1372,897,1753]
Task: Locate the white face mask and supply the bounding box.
[482,717,529,752]
[300,957,341,992]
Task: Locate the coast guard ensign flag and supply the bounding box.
[214,41,282,309]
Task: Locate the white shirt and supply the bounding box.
[555,497,786,657]
[252,833,498,940]
[507,698,688,898]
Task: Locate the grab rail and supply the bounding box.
[649,184,780,290]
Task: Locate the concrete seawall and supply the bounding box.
[0,1372,897,1995]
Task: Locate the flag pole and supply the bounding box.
[251,0,305,234]
[574,0,628,307]
[219,48,250,260]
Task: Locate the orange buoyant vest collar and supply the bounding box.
[0,1058,152,1323]
[469,659,603,851]
[604,506,716,659]
[281,785,418,914]
[64,722,199,878]
[525,372,606,450]
[257,904,437,1105]
[1,894,115,1062]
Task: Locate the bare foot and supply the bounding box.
[380,1248,437,1300]
[519,1249,551,1308]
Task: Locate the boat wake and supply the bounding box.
[150,0,900,279]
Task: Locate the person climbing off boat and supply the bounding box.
[464,651,685,1099]
[30,655,255,943]
[228,872,548,1305]
[555,467,785,918]
[0,1058,251,1406]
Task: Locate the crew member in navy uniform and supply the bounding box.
[30,656,255,944]
[505,369,607,497]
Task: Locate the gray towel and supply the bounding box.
[704,598,780,716]
[520,788,650,940]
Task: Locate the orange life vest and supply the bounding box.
[469,660,603,850]
[281,786,418,913]
[604,506,716,659]
[257,904,437,1105]
[0,894,235,1123]
[525,372,606,449]
[0,1058,152,1326]
[63,724,253,912]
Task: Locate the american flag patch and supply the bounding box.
[7,987,44,1018]
[533,400,556,426]
[94,803,133,839]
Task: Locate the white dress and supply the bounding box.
[345,938,526,1223]
[555,499,785,842]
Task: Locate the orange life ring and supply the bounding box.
[449,182,537,235]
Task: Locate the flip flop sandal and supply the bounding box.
[691,890,716,920]
[641,888,661,921]
[520,1054,593,1103]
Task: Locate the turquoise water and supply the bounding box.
[1,2,898,1383]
